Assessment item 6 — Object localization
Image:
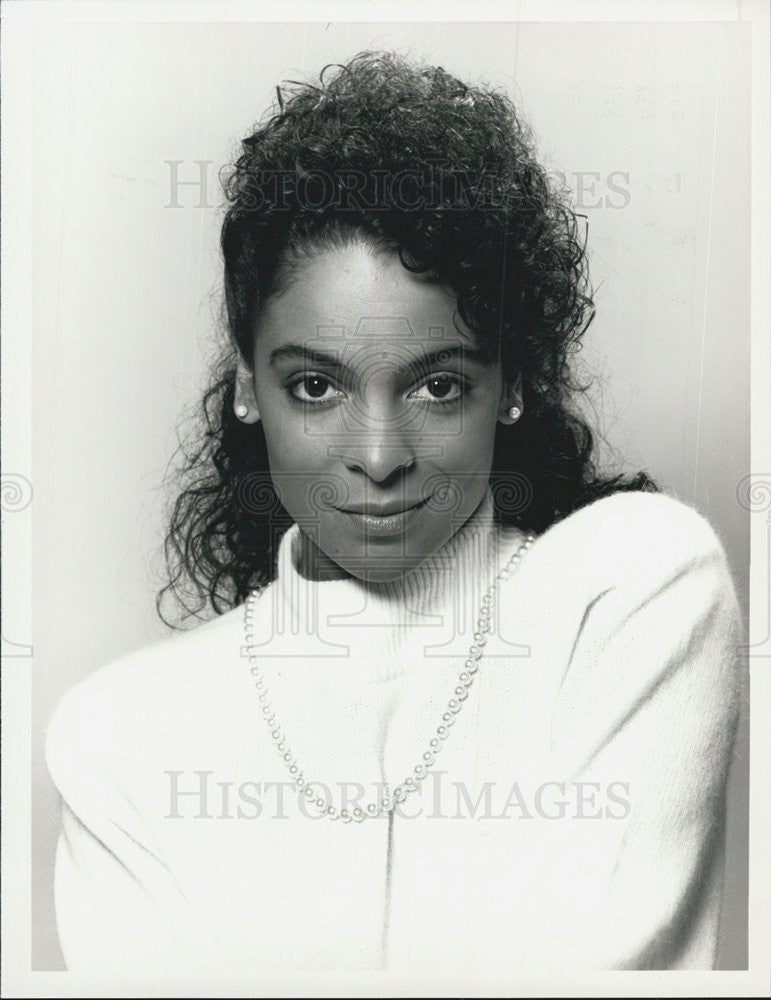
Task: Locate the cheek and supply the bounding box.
[436,407,499,471]
[258,414,334,518]
[259,405,318,469]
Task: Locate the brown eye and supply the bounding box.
[427,374,453,398]
[288,373,344,405]
[304,376,329,398]
[411,372,464,404]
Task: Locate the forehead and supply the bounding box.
[257,242,478,356]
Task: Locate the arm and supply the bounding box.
[544,500,744,969]
[45,682,223,974]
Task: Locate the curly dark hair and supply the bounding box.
[157,49,658,627]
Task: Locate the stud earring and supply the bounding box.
[235,404,248,419]
[508,406,521,421]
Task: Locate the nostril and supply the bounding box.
[336,442,417,484]
[373,467,412,490]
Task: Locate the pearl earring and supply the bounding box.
[508,406,521,421]
[235,404,248,418]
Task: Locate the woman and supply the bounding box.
[45,51,742,974]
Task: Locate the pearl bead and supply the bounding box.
[245,532,534,822]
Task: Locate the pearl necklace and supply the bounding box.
[244,530,536,822]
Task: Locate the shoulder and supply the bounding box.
[540,488,727,559]
[505,489,741,667]
[528,489,733,594]
[48,603,247,724]
[44,601,254,796]
[533,492,743,740]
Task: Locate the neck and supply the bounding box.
[258,486,529,688]
[292,488,497,587]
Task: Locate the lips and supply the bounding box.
[337,497,429,516]
[334,496,430,537]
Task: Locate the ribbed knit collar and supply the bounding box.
[265,488,526,689]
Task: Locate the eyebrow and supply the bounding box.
[268,343,491,377]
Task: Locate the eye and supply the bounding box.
[287,374,345,405]
[410,373,465,404]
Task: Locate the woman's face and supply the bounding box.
[239,241,518,582]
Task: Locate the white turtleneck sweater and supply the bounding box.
[45,488,743,975]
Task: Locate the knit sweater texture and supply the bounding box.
[45,488,743,974]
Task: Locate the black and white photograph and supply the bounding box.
[2,1,769,996]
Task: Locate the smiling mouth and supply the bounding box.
[334,496,430,536]
[337,497,430,517]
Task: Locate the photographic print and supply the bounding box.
[2,1,769,997]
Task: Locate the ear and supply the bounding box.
[234,357,261,424]
[497,371,524,425]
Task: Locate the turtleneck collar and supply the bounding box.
[258,488,527,688]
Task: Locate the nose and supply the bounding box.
[341,443,416,486]
[334,408,417,485]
